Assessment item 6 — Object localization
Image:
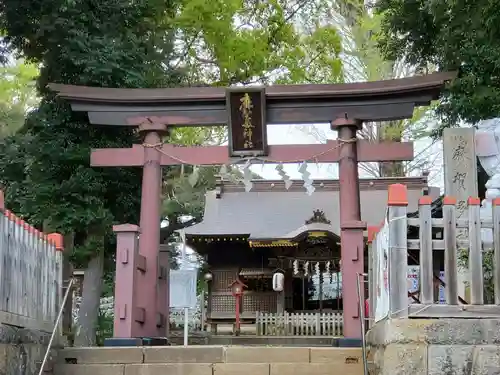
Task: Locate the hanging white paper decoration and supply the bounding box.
[325,261,330,274]
[299,163,311,184]
[304,261,309,276]
[298,161,308,174]
[298,161,315,195]
[242,160,253,192]
[276,163,293,190]
[302,172,312,185]
[188,166,200,187]
[315,262,320,276]
[219,164,229,178]
[293,260,299,275]
[305,185,316,196]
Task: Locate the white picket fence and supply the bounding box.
[369,185,500,321]
[255,311,343,336]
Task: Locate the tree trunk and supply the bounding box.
[378,121,405,177]
[74,243,104,347]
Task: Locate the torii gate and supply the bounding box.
[50,71,455,340]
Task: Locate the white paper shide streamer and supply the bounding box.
[242,160,253,192]
[188,165,200,187]
[298,161,315,195]
[276,163,293,189]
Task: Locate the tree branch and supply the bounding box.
[160,217,197,243]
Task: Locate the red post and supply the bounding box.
[136,122,168,337]
[235,295,241,334]
[331,117,367,339]
[230,279,246,336]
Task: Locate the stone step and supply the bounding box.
[54,362,363,375]
[56,346,362,365]
[55,346,364,374]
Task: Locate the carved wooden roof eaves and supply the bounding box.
[218,176,430,194]
[279,223,340,240]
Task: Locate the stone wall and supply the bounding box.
[0,323,54,375]
[366,318,500,375]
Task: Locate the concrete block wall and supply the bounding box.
[366,318,500,375]
[54,346,363,375]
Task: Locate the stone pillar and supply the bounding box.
[443,127,478,301]
[113,224,145,338]
[137,122,168,337]
[331,117,367,339]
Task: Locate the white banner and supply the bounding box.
[374,217,390,322]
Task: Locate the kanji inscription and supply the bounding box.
[443,125,478,271]
[443,128,478,219]
[226,87,268,157]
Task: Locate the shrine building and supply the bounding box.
[185,175,440,334]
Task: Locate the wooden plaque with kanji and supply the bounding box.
[226,87,268,157]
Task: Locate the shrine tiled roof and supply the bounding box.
[183,178,440,239]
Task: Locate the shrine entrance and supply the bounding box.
[50,71,454,339]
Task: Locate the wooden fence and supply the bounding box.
[368,184,500,321]
[0,191,64,333]
[255,311,343,336]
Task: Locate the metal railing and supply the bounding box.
[38,277,74,375]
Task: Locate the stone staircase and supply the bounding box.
[53,346,363,375]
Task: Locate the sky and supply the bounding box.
[249,123,445,191]
[174,122,446,264]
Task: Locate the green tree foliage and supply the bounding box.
[375,0,500,301]
[296,0,438,177]
[0,0,183,249]
[375,0,500,133]
[160,0,346,235]
[0,0,185,345]
[0,60,38,137]
[173,0,343,85]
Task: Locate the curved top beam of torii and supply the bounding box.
[48,71,456,127]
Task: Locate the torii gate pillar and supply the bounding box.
[137,122,168,337]
[112,121,169,339]
[331,117,367,339]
